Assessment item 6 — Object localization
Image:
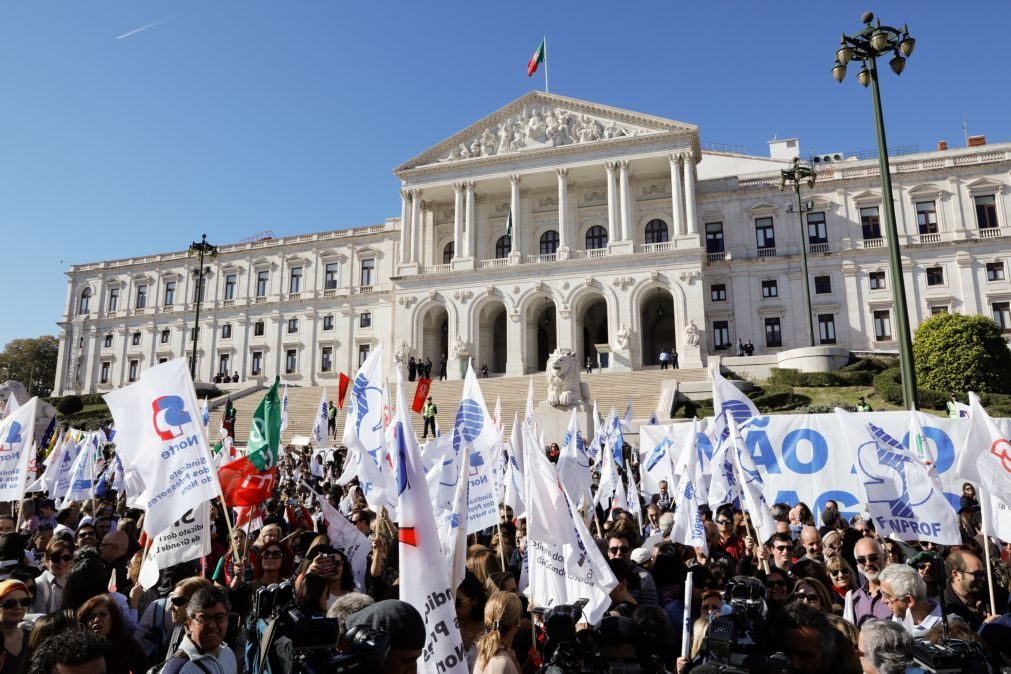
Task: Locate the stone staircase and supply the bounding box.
[225,367,709,446]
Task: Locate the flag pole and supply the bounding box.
[543,36,549,93]
[977,488,998,615]
[729,423,770,574]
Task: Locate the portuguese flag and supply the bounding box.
[527,39,545,76]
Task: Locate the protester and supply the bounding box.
[474,591,521,674]
[26,628,108,674]
[160,588,236,674]
[0,580,32,674]
[859,619,914,674]
[77,594,148,674]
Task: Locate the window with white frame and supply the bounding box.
[104,334,113,348]
[975,195,999,229]
[874,310,892,341]
[930,305,949,315]
[161,329,170,344]
[713,321,730,350]
[289,266,303,293]
[705,222,724,253]
[287,318,298,334]
[100,361,110,384]
[360,259,375,287]
[253,321,265,337]
[323,315,334,331]
[221,324,232,339]
[755,217,775,250]
[869,271,886,290]
[324,263,339,289]
[256,271,269,297]
[128,360,139,382]
[136,284,147,309]
[321,347,333,372]
[108,288,119,312]
[818,314,836,344]
[861,207,882,240]
[916,201,938,234]
[358,344,371,367]
[761,280,778,298]
[807,211,827,244]
[218,354,230,375]
[78,288,92,315]
[765,317,782,347]
[224,275,236,300]
[925,267,944,287]
[285,349,297,374]
[131,332,141,346]
[986,262,1006,282]
[710,284,727,302]
[360,312,372,328]
[164,281,176,306]
[251,351,263,376]
[992,302,1011,333]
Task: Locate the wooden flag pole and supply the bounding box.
[977,488,998,615]
[729,426,770,573]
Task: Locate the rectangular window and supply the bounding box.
[104,334,113,348]
[976,195,999,229]
[755,217,776,249]
[136,284,147,309]
[256,271,269,297]
[218,354,230,375]
[158,357,168,364]
[254,321,265,337]
[993,302,1011,333]
[869,271,886,290]
[325,263,339,290]
[251,351,263,376]
[925,266,944,286]
[761,280,778,298]
[108,288,119,312]
[806,211,827,244]
[289,266,303,293]
[100,361,110,384]
[765,317,782,347]
[814,275,832,294]
[128,360,139,382]
[285,349,297,374]
[191,327,199,342]
[874,310,893,341]
[321,346,333,372]
[916,201,938,234]
[713,321,730,350]
[323,315,334,331]
[359,312,372,328]
[287,318,298,334]
[986,262,1006,282]
[818,314,837,344]
[224,275,236,300]
[705,222,724,254]
[164,281,176,306]
[360,259,375,287]
[131,332,141,346]
[160,329,170,344]
[358,344,371,367]
[710,284,727,302]
[861,206,882,240]
[930,305,949,315]
[192,277,205,303]
[221,323,232,339]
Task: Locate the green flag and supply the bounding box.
[247,376,282,471]
[505,209,513,239]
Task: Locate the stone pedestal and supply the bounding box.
[679,343,705,369]
[456,352,471,379]
[532,389,594,444]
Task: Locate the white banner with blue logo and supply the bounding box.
[455,363,501,534]
[104,358,223,538]
[138,501,212,590]
[0,397,37,502]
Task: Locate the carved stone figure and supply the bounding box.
[394,339,410,364]
[615,323,631,350]
[0,380,58,443]
[545,349,582,407]
[684,319,700,347]
[525,107,547,143]
[451,335,468,359]
[458,143,471,159]
[480,128,497,157]
[496,121,512,154]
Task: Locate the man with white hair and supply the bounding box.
[859,619,914,674]
[878,563,941,637]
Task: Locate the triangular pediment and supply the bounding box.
[395,91,698,174]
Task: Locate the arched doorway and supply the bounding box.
[524,297,557,372]
[421,305,449,364]
[477,302,508,375]
[640,288,676,366]
[577,294,609,368]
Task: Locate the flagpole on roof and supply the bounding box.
[543,36,549,93]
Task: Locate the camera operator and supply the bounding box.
[344,599,424,674]
[858,619,914,674]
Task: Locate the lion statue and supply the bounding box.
[545,349,582,407]
[0,380,59,442]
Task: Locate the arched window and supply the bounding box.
[540,230,560,255]
[78,288,92,315]
[495,236,511,259]
[585,225,608,250]
[645,219,669,244]
[443,242,455,264]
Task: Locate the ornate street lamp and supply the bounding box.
[832,11,918,409]
[780,157,818,347]
[187,234,218,379]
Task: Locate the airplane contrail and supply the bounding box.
[115,19,163,40]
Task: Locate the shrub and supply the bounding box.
[872,367,947,410]
[769,368,874,387]
[56,395,83,416]
[913,312,1011,395]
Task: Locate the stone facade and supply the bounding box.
[53,92,1011,394]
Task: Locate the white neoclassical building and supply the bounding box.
[53,92,1011,394]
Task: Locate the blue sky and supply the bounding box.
[2,1,1009,349]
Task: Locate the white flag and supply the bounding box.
[669,420,708,554]
[311,386,328,446]
[312,487,370,591]
[595,439,621,512]
[45,436,83,501]
[104,358,223,538]
[138,502,211,590]
[558,409,592,505]
[0,398,37,502]
[957,393,1011,504]
[63,434,98,506]
[626,461,642,529]
[710,365,759,444]
[1,391,22,420]
[493,396,502,433]
[336,447,396,517]
[526,424,616,625]
[502,414,526,518]
[728,416,777,545]
[837,408,961,545]
[279,383,289,432]
[525,377,535,429]
[436,446,470,591]
[637,424,678,497]
[421,430,458,516]
[455,363,500,534]
[623,400,633,428]
[343,345,387,465]
[393,370,468,674]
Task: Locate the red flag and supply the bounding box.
[337,373,351,409]
[412,378,432,414]
[235,504,265,531]
[218,456,276,507]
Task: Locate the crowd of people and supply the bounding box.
[1,433,1009,674]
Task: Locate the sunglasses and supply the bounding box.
[48,554,73,563]
[1,598,31,610]
[170,596,189,607]
[914,561,932,570]
[262,550,284,559]
[773,545,793,553]
[715,518,732,525]
[793,592,819,604]
[608,546,629,554]
[958,569,986,580]
[829,568,850,577]
[855,554,881,565]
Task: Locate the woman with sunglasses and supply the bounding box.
[0,580,31,674]
[77,594,148,674]
[788,578,835,615]
[760,568,793,606]
[31,539,74,614]
[136,577,212,664]
[252,542,294,590]
[825,557,857,601]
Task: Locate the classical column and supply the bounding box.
[464,181,476,258]
[618,160,632,242]
[509,174,522,257]
[683,152,698,235]
[399,189,411,264]
[605,162,618,244]
[410,189,422,263]
[453,183,464,261]
[669,153,686,236]
[556,169,569,252]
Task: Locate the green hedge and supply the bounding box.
[769,368,874,387]
[872,367,947,410]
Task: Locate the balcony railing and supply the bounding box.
[917,233,940,244]
[421,264,451,275]
[254,296,268,303]
[479,258,509,269]
[808,242,830,253]
[862,238,885,249]
[706,251,727,263]
[640,242,674,253]
[572,248,607,259]
[287,292,301,302]
[323,288,337,298]
[529,253,557,263]
[757,247,777,258]
[222,299,234,307]
[979,227,1002,239]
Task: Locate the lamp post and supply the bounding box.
[832,11,918,409]
[780,157,818,347]
[188,234,218,380]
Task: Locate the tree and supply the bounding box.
[912,313,1011,395]
[0,336,59,397]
